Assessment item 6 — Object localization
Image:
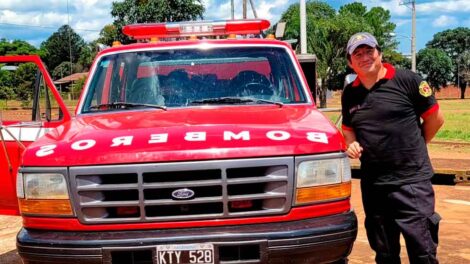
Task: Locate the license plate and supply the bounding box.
[156,243,214,264]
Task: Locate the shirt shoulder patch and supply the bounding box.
[419,81,432,97]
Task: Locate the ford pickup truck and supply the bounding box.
[0,19,356,264]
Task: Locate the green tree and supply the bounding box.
[13,63,38,101]
[70,77,87,100]
[281,1,336,42]
[111,0,205,43]
[0,67,15,88]
[417,48,453,91]
[52,61,84,80]
[0,39,39,56]
[78,42,97,72]
[0,68,16,105]
[97,24,119,46]
[426,27,470,96]
[363,7,396,51]
[427,27,470,63]
[281,1,344,107]
[280,1,396,107]
[457,51,470,98]
[40,25,86,72]
[383,50,411,70]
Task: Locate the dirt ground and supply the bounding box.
[349,180,470,264]
[1,142,469,264]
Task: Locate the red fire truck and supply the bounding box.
[0,19,356,264]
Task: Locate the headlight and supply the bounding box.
[295,155,351,205]
[17,170,73,216]
[23,173,69,199]
[297,157,351,187]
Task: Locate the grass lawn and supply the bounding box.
[323,95,470,143]
[436,99,470,142]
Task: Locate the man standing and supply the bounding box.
[341,32,444,264]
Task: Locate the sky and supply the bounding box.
[0,0,469,56]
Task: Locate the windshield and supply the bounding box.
[81,46,307,113]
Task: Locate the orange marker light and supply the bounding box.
[295,182,351,205]
[19,199,73,216]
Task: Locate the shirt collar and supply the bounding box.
[352,63,396,87]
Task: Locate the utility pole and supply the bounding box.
[67,0,73,76]
[240,0,258,20]
[300,0,307,54]
[401,0,416,72]
[243,0,247,19]
[231,0,234,20]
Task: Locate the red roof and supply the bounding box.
[54,72,88,84]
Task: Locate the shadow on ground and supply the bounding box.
[0,249,21,264]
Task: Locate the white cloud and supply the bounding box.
[204,0,293,23]
[256,0,287,21]
[0,0,65,12]
[394,18,410,27]
[374,0,410,17]
[368,0,470,18]
[0,10,67,26]
[0,0,114,44]
[68,0,114,41]
[432,15,458,27]
[205,0,233,20]
[419,0,470,14]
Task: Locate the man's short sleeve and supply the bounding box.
[341,87,353,131]
[407,73,438,118]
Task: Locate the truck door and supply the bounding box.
[0,55,71,215]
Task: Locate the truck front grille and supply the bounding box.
[69,157,293,224]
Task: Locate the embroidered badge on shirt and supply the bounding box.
[419,81,432,97]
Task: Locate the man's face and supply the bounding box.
[348,45,382,76]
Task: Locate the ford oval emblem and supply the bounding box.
[172,188,195,200]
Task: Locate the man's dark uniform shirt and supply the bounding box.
[341,63,439,185]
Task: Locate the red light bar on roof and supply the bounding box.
[122,19,270,39]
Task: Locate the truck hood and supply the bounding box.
[23,106,345,166]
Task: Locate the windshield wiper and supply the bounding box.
[190,97,283,107]
[88,101,167,111]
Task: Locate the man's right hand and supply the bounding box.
[346,141,363,159]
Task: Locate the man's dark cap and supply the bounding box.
[347,32,378,55]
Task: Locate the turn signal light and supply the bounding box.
[19,199,73,216]
[295,182,351,205]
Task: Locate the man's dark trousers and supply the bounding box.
[361,179,440,264]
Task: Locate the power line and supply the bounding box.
[0,22,100,32]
